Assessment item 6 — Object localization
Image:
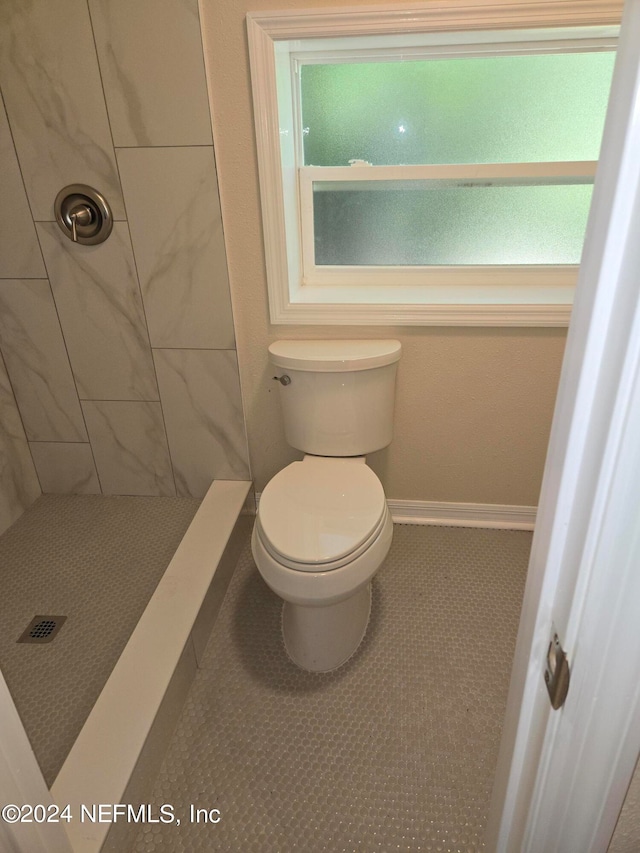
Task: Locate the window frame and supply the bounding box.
[299,162,597,286]
[247,1,621,327]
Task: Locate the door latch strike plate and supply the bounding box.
[545,631,570,710]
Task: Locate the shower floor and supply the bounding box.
[0,494,200,786]
[132,523,531,853]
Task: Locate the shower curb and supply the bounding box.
[51,480,252,853]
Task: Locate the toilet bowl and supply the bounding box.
[252,456,394,671]
[251,339,401,672]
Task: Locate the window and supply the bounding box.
[247,3,620,325]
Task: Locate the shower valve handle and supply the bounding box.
[69,204,93,242]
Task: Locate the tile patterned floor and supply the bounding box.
[0,494,200,785]
[132,523,531,852]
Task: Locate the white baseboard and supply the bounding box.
[387,499,536,530]
[253,493,536,531]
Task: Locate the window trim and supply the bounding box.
[246,1,622,327]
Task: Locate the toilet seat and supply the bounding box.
[255,509,388,572]
[257,457,387,571]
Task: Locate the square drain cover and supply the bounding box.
[17,615,67,644]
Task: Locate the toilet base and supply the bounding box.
[281,582,372,672]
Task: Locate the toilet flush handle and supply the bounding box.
[273,375,291,386]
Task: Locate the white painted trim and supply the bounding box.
[290,29,617,60]
[301,161,597,184]
[266,301,573,327]
[246,1,622,327]
[299,163,594,294]
[387,499,536,529]
[52,480,251,853]
[248,1,622,38]
[486,0,640,847]
[247,16,293,327]
[298,271,577,295]
[253,492,536,530]
[522,0,640,844]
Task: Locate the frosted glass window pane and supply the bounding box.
[301,52,614,166]
[312,182,593,265]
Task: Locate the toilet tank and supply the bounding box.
[269,340,401,456]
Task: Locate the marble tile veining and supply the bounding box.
[0,94,46,279]
[37,222,158,402]
[82,400,175,496]
[117,147,235,350]
[153,348,249,497]
[29,443,101,495]
[0,353,41,536]
[0,0,247,509]
[89,0,213,147]
[0,280,87,442]
[0,0,124,221]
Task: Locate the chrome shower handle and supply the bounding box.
[69,204,93,243]
[54,184,113,245]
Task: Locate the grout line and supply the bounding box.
[194,5,252,483]
[149,346,238,352]
[77,398,160,404]
[148,349,179,498]
[27,440,91,445]
[0,346,43,496]
[43,279,95,441]
[84,0,122,193]
[114,144,214,150]
[0,88,46,259]
[1,89,50,487]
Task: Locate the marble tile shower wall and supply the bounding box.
[0,0,250,531]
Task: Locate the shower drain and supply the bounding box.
[17,615,67,644]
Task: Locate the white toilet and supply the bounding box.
[251,339,401,672]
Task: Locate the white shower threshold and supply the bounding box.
[51,479,252,853]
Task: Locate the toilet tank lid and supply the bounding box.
[268,339,401,373]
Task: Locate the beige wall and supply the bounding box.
[199,0,567,505]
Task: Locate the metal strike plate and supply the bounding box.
[544,631,570,710]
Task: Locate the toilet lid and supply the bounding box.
[258,459,386,566]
